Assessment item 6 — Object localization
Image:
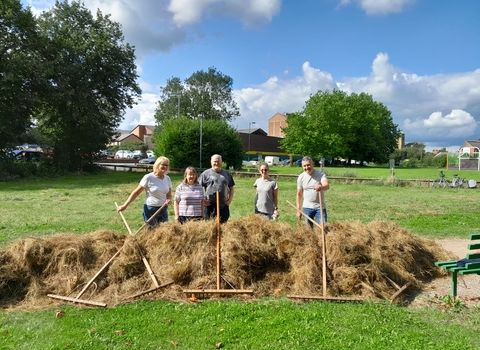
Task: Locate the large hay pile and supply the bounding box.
[0,216,453,309]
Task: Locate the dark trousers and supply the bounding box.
[205,205,230,223]
[178,216,203,224]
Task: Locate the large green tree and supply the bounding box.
[281,90,399,164]
[154,117,243,169]
[0,0,43,152]
[35,0,141,171]
[154,67,240,125]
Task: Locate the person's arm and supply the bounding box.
[226,186,234,206]
[320,178,329,191]
[117,185,144,212]
[174,192,180,222]
[295,188,303,220]
[314,174,330,192]
[165,187,172,206]
[200,192,205,219]
[273,187,279,218]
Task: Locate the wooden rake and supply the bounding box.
[116,203,174,299]
[286,199,364,302]
[183,191,253,297]
[47,203,169,307]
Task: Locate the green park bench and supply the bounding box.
[434,233,480,298]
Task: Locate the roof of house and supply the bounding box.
[464,139,480,149]
[115,133,143,143]
[130,125,156,133]
[237,131,285,155]
[237,128,268,136]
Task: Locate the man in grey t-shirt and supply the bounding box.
[199,154,235,223]
[296,156,329,227]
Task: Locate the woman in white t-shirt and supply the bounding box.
[117,156,172,228]
[254,162,279,220]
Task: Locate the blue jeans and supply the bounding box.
[303,207,327,228]
[143,204,168,228]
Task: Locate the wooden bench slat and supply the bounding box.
[467,243,480,250]
[465,262,480,269]
[459,268,480,275]
[435,260,458,267]
[441,264,459,270]
[466,253,480,259]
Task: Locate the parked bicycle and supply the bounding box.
[432,171,449,188]
[450,174,467,188]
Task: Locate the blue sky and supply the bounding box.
[23,0,480,151]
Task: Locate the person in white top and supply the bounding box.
[117,156,172,228]
[254,162,279,220]
[296,156,329,228]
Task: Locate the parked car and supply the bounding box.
[138,156,156,164]
[132,150,147,159]
[99,150,114,159]
[115,150,133,159]
[146,150,154,158]
[249,158,260,166]
[265,156,280,166]
[16,144,42,151]
[12,150,43,161]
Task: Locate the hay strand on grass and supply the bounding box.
[0,216,454,310]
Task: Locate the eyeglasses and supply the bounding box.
[160,163,169,167]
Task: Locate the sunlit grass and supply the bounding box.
[2,298,480,349]
[2,168,480,245]
[2,170,480,349]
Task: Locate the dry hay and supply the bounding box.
[0,216,454,310]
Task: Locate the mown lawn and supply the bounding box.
[1,168,480,349]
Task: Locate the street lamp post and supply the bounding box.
[172,94,180,117]
[199,114,203,169]
[248,121,256,161]
[198,84,210,168]
[159,86,181,118]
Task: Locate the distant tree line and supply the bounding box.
[390,143,447,168]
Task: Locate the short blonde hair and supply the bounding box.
[153,156,170,176]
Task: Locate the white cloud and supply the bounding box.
[25,0,281,55]
[404,110,477,139]
[336,53,480,145]
[233,54,480,151]
[234,62,337,129]
[339,0,416,15]
[122,92,159,130]
[168,0,281,27]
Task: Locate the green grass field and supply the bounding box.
[1,167,480,349]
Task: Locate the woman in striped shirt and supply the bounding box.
[174,167,205,224]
